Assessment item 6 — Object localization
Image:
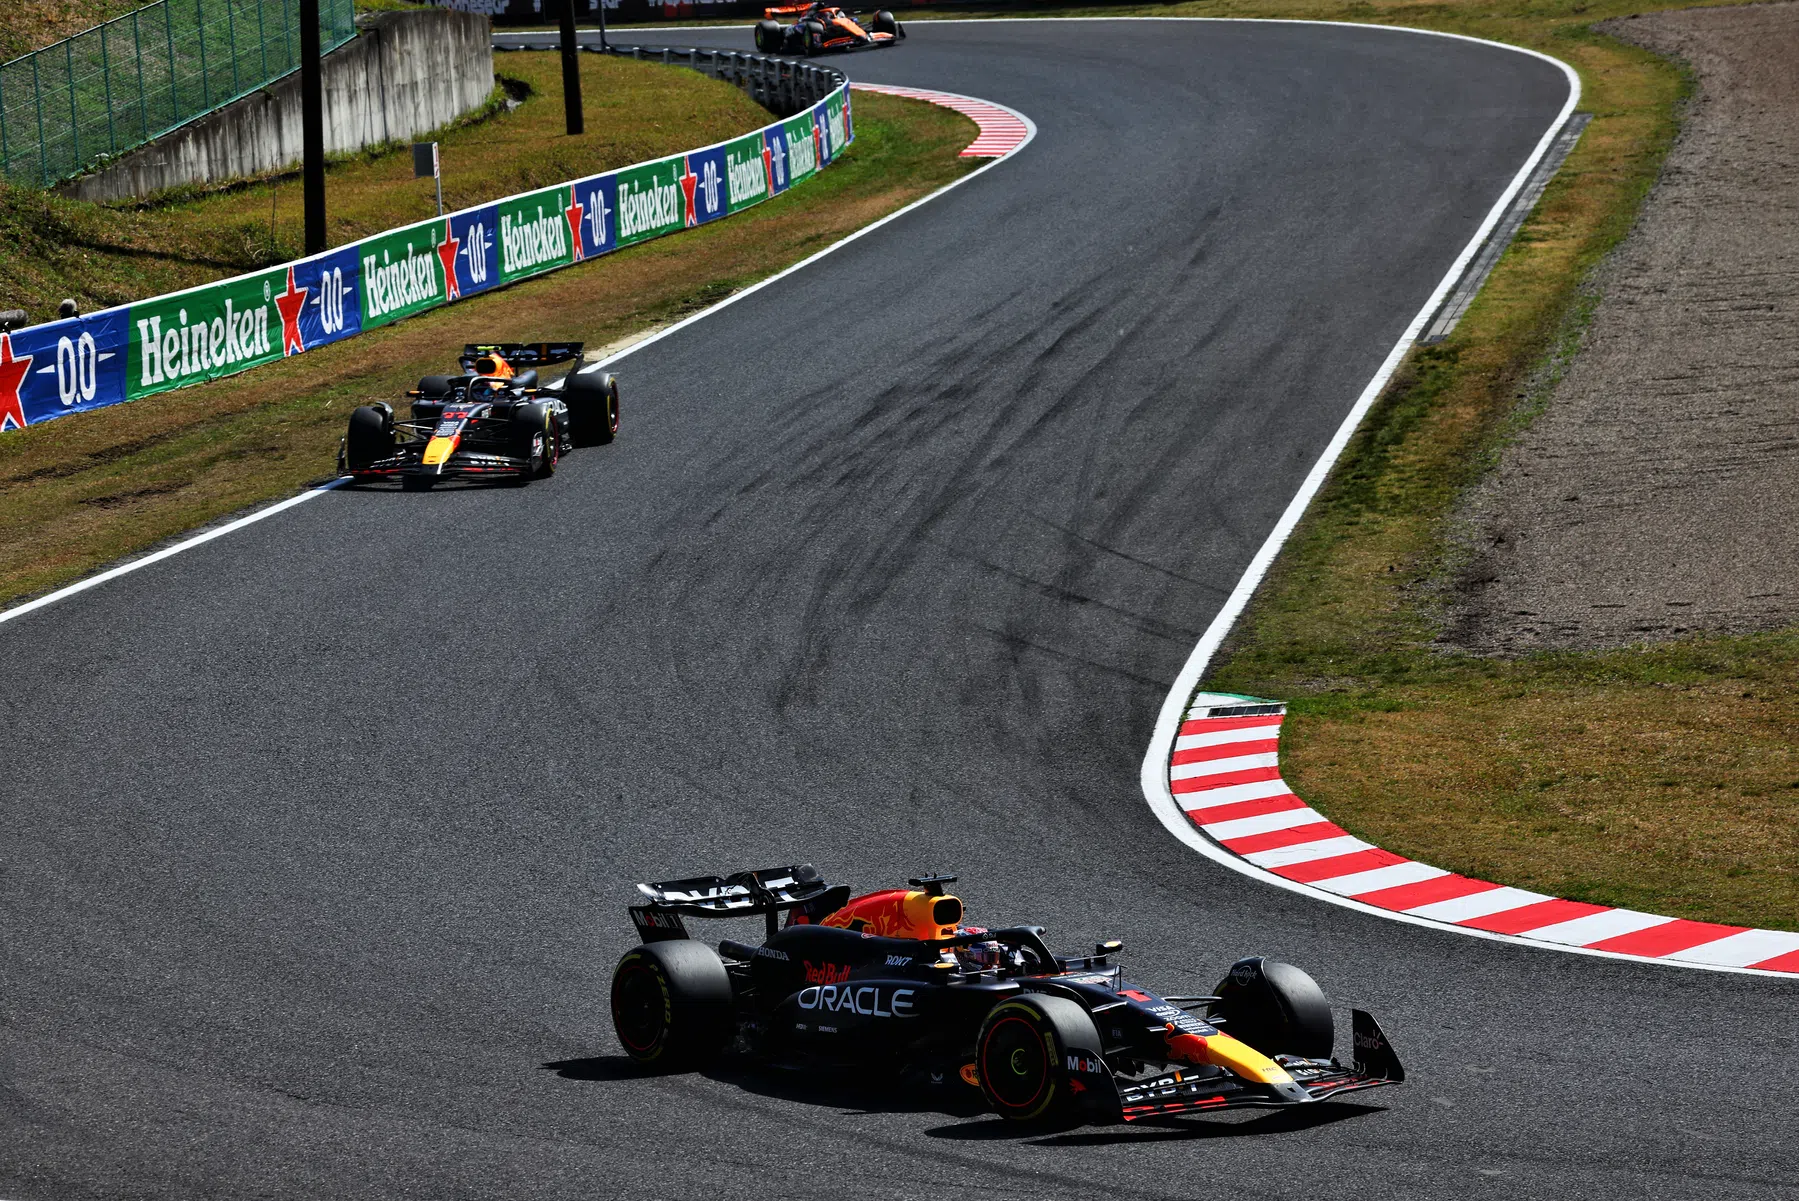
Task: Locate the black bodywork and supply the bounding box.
[619,865,1405,1124]
[339,343,616,487]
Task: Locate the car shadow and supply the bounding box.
[925,1101,1386,1145]
[543,1055,1385,1139]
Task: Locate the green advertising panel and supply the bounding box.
[358,217,451,330]
[616,157,687,247]
[496,184,575,284]
[822,93,849,162]
[723,133,772,215]
[128,266,293,398]
[783,111,820,186]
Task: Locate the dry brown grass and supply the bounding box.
[0,89,979,605]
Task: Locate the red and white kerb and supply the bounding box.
[1173,696,1799,974]
[849,83,1032,158]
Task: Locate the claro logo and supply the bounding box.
[797,985,917,1018]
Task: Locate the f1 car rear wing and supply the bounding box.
[630,863,849,942]
[458,342,584,372]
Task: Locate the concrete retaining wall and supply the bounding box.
[61,10,495,203]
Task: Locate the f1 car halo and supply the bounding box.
[610,865,1405,1126]
[338,343,620,489]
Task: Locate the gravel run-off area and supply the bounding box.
[1447,2,1799,654]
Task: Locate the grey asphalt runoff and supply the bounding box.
[4,20,1792,1201]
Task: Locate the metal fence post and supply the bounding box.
[164,0,179,131]
[133,9,149,143]
[66,40,80,172]
[30,57,48,186]
[100,21,117,152]
[224,0,240,98]
[195,0,212,108]
[0,72,10,184]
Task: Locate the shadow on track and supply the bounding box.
[544,1057,1387,1143]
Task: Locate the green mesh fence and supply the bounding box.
[0,0,356,189]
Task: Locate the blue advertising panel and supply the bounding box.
[764,125,793,196]
[686,146,729,227]
[570,172,619,260]
[292,244,364,352]
[441,205,501,301]
[2,307,131,429]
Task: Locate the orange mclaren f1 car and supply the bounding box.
[610,866,1405,1126]
[753,3,903,54]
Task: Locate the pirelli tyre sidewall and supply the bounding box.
[344,404,394,472]
[563,370,619,447]
[610,941,733,1068]
[976,995,1105,1124]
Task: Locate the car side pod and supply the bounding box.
[1351,1009,1406,1082]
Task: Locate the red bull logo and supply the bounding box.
[803,960,851,985]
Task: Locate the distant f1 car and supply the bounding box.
[609,866,1405,1126]
[339,343,620,490]
[753,4,903,54]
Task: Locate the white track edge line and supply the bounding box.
[1136,32,1790,982]
[0,479,349,628]
[578,86,1034,374]
[0,90,1034,628]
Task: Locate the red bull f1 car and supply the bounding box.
[609,866,1405,1126]
[339,343,620,490]
[753,4,903,55]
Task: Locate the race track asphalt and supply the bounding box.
[6,20,1794,1201]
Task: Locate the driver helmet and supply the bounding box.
[472,352,515,380]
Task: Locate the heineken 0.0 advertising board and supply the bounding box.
[722,133,774,214]
[128,267,298,398]
[782,111,822,188]
[2,84,855,432]
[497,185,576,285]
[616,157,689,247]
[358,218,452,331]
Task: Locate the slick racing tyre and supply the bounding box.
[611,941,734,1068]
[513,401,558,480]
[563,370,619,447]
[872,9,901,37]
[1208,957,1334,1059]
[416,375,456,397]
[343,404,394,472]
[754,19,782,52]
[976,995,1106,1125]
[803,20,824,54]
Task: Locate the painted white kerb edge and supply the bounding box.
[0,89,1033,630]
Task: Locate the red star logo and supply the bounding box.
[761,141,775,193]
[814,121,824,163]
[0,333,32,431]
[679,158,698,228]
[563,191,585,261]
[436,219,462,300]
[274,267,309,357]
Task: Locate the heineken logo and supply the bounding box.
[826,106,846,156]
[619,170,681,239]
[500,204,569,273]
[787,124,818,178]
[726,149,768,206]
[363,240,441,320]
[136,299,272,388]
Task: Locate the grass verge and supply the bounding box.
[0,87,979,609]
[1,51,779,324]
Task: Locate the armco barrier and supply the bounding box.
[493,38,846,119]
[0,81,852,432]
